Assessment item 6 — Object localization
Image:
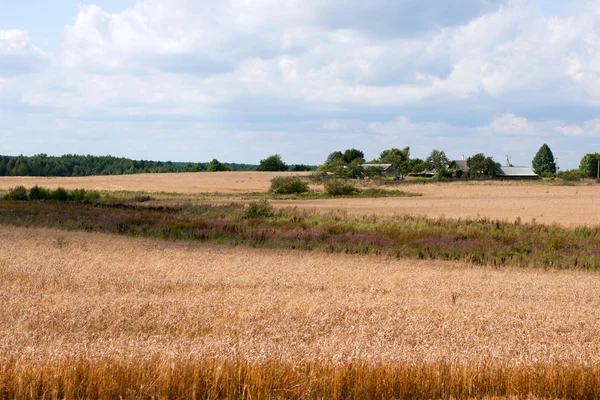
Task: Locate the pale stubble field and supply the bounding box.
[1,172,599,226]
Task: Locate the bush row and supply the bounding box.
[3,185,101,201]
[269,176,361,196]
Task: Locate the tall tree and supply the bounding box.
[342,149,365,164]
[579,153,600,178]
[532,144,556,175]
[379,147,411,176]
[426,149,449,171]
[257,154,288,171]
[466,153,500,178]
[207,159,231,172]
[325,151,344,164]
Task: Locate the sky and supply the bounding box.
[0,0,599,169]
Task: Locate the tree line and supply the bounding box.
[1,146,599,178]
[311,144,599,180]
[0,154,262,176]
[0,154,317,177]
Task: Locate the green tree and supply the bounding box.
[426,149,449,171]
[257,154,288,171]
[403,158,428,174]
[466,153,500,178]
[325,151,344,164]
[579,153,600,178]
[289,164,313,171]
[532,144,556,175]
[342,148,365,164]
[379,147,409,163]
[379,147,410,176]
[341,159,365,179]
[207,159,231,172]
[13,156,28,176]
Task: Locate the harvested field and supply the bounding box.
[0,171,306,194]
[2,173,600,226]
[271,183,600,227]
[1,226,600,397]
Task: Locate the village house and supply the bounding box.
[449,159,539,179]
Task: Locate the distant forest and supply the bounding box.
[0,154,259,177]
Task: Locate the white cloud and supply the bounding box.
[479,114,536,136]
[0,29,49,76]
[554,118,600,136]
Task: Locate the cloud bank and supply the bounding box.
[1,0,600,168]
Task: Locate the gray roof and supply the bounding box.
[362,164,393,171]
[450,160,469,172]
[496,166,538,177]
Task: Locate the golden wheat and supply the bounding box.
[1,225,600,397]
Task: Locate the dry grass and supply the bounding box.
[0,171,307,195]
[271,183,600,227]
[2,226,600,398]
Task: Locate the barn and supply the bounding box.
[495,166,539,180]
[361,164,395,176]
[449,160,539,180]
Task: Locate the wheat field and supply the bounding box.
[2,225,600,398]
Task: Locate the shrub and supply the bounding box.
[4,186,29,201]
[558,170,583,182]
[324,180,361,196]
[51,187,70,201]
[269,176,309,195]
[69,189,87,201]
[28,185,52,200]
[243,198,273,219]
[309,171,327,183]
[84,190,101,200]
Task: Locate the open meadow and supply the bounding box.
[2,173,600,398]
[1,172,600,226]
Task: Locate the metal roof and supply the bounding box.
[496,166,538,177]
[362,164,392,168]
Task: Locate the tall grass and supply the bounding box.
[2,357,599,399]
[1,199,600,269]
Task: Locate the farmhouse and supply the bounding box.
[496,166,539,180]
[449,160,539,179]
[448,160,469,178]
[407,170,437,178]
[361,164,395,176]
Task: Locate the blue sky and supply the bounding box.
[1,0,599,169]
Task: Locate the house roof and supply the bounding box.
[362,164,393,170]
[450,160,469,172]
[362,164,392,168]
[496,166,538,177]
[450,161,539,178]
